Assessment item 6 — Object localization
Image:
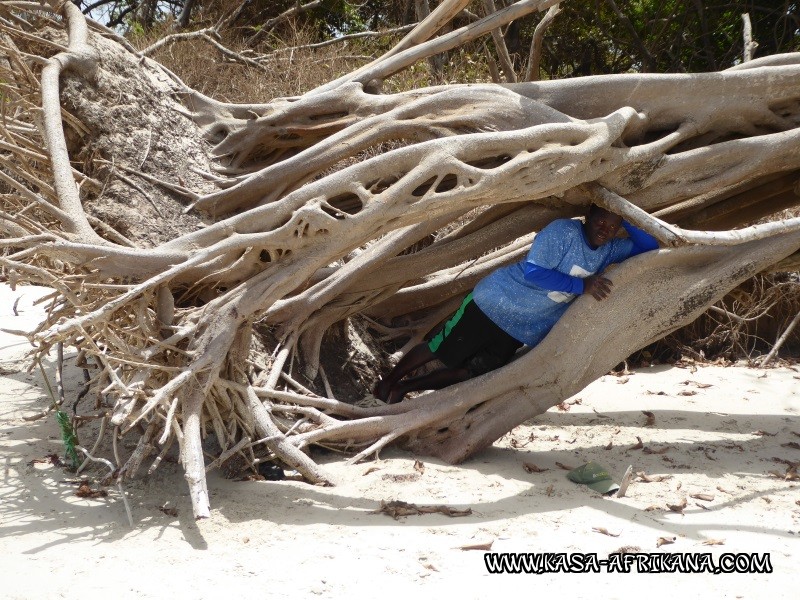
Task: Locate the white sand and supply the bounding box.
[1,283,799,599]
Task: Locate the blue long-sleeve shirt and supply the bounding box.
[522,221,658,294]
[472,219,658,345]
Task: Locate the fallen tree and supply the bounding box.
[1,0,799,518]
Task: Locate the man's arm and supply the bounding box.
[523,263,584,294]
[622,221,659,257]
[523,264,613,300]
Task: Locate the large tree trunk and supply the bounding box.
[1,1,799,518]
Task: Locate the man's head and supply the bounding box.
[584,204,623,249]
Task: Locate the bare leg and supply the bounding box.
[386,367,470,404]
[374,342,437,401]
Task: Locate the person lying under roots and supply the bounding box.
[373,204,659,404]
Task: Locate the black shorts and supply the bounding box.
[427,293,523,377]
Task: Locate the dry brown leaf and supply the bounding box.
[372,500,472,520]
[458,541,494,551]
[643,445,671,455]
[413,460,425,474]
[751,430,776,437]
[792,431,800,438]
[556,401,570,411]
[762,496,772,504]
[781,442,800,451]
[667,497,688,513]
[701,539,725,546]
[656,536,676,548]
[362,466,380,476]
[523,462,548,474]
[635,471,671,483]
[695,502,710,511]
[642,411,656,426]
[644,505,661,512]
[716,486,733,494]
[545,484,555,497]
[690,493,715,502]
[678,390,698,396]
[76,483,107,499]
[767,470,785,479]
[592,527,620,537]
[631,436,644,450]
[555,461,574,471]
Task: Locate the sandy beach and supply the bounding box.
[1,283,798,599]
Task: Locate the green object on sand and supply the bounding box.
[567,462,620,495]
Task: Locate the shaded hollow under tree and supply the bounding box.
[1,0,800,518]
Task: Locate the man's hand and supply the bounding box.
[583,275,613,300]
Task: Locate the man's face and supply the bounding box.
[585,208,623,249]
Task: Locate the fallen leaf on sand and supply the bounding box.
[657,536,676,548]
[76,483,107,499]
[593,527,620,537]
[545,484,555,497]
[695,503,710,511]
[159,504,178,517]
[690,493,715,502]
[667,497,688,513]
[762,497,772,504]
[681,380,713,389]
[643,445,671,455]
[642,411,656,426]
[793,431,800,438]
[781,442,800,451]
[555,462,574,471]
[631,437,644,450]
[372,500,471,520]
[413,460,425,473]
[604,440,613,450]
[362,467,380,476]
[556,401,570,411]
[752,430,776,437]
[458,541,494,551]
[644,505,661,512]
[716,486,733,494]
[678,390,698,396]
[523,462,548,474]
[701,539,725,546]
[676,482,682,491]
[636,471,671,483]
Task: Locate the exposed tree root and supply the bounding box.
[1,2,800,518]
